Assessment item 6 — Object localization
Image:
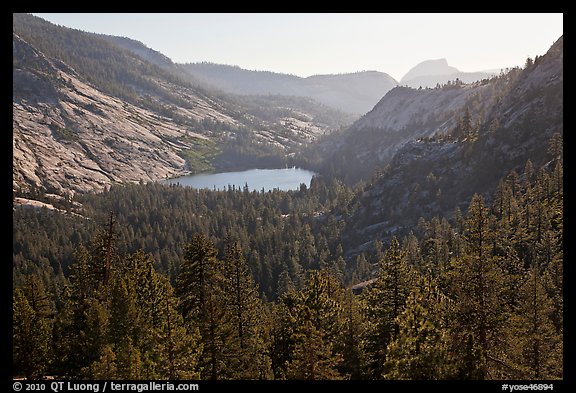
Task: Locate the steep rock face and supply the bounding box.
[13,34,199,195]
[353,84,484,133]
[341,36,563,254]
[13,14,353,195]
[484,36,563,130]
[310,80,500,184]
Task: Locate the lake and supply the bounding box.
[163,168,316,192]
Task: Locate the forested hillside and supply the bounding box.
[13,154,562,380]
[14,177,355,299]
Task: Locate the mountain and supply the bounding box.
[304,71,397,114]
[339,36,563,253]
[305,38,562,186]
[401,58,459,82]
[98,34,196,84]
[400,58,497,89]
[99,37,399,115]
[180,63,398,114]
[304,79,500,184]
[13,14,354,195]
[13,31,223,195]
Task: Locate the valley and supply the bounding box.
[12,13,563,382]
[13,13,355,195]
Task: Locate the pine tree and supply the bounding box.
[78,299,110,378]
[201,284,233,380]
[176,233,219,322]
[448,194,509,379]
[155,286,202,380]
[276,270,295,298]
[56,245,110,377]
[287,320,342,380]
[362,237,415,379]
[176,234,232,380]
[420,219,451,277]
[541,165,562,334]
[490,180,525,312]
[22,274,54,320]
[111,251,164,379]
[456,107,473,140]
[551,160,563,195]
[221,240,271,379]
[285,270,344,380]
[106,276,144,379]
[90,345,117,380]
[403,232,424,272]
[270,292,298,379]
[124,250,168,336]
[82,212,119,296]
[372,240,384,263]
[452,207,466,259]
[383,281,456,379]
[353,253,371,282]
[115,339,142,380]
[337,289,366,379]
[108,277,138,346]
[68,245,98,301]
[13,289,51,379]
[51,284,76,377]
[506,265,562,379]
[547,132,563,164]
[300,270,344,346]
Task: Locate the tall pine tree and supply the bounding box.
[362,237,415,379]
[448,194,509,379]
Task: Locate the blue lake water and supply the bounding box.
[163,168,316,192]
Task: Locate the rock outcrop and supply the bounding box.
[13,15,353,195]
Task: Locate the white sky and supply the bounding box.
[32,13,563,81]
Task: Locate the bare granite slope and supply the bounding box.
[13,27,350,195]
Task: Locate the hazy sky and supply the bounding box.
[32,13,563,81]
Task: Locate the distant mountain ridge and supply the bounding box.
[304,36,562,187]
[100,35,398,114]
[180,62,398,114]
[94,35,502,115]
[401,58,459,81]
[400,58,497,88]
